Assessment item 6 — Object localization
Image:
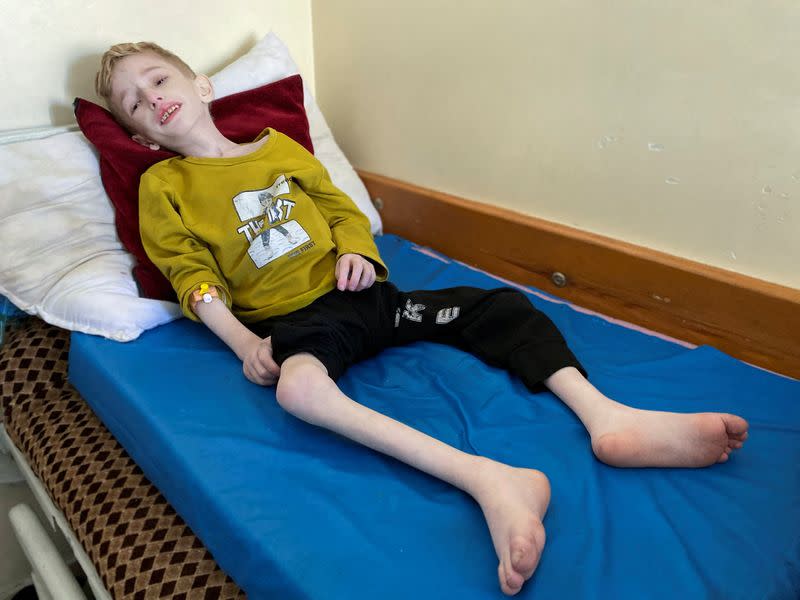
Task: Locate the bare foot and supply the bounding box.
[472,460,551,595]
[590,406,749,468]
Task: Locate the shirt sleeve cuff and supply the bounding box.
[179,280,231,321]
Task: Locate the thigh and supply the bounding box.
[393,286,519,347]
[251,283,400,381]
[394,286,586,390]
[393,286,576,365]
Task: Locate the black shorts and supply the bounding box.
[249,282,586,391]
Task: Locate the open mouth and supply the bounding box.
[160,104,181,126]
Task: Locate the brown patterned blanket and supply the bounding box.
[1,318,245,599]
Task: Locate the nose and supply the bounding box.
[143,89,163,107]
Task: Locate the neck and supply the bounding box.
[169,120,242,158]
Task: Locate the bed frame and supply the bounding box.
[360,170,800,380]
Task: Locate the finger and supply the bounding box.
[243,362,266,386]
[337,256,351,291]
[258,346,281,377]
[356,263,374,291]
[348,261,363,291]
[252,361,269,382]
[250,351,273,382]
[266,361,281,378]
[261,338,281,372]
[364,263,376,288]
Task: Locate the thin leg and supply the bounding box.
[544,367,749,468]
[277,353,549,596]
[392,287,749,467]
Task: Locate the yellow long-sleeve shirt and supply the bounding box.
[139,128,388,322]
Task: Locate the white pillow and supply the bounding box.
[210,32,382,234]
[0,131,181,341]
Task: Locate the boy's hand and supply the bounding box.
[335,253,376,292]
[242,336,281,386]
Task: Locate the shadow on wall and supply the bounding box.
[49,34,259,127]
[51,52,102,125]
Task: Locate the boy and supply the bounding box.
[96,42,748,596]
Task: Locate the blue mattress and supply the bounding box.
[69,234,800,600]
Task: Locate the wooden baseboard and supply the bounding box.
[359,170,800,380]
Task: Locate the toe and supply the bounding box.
[722,414,749,436]
[511,540,535,580]
[499,561,523,596]
[499,531,543,596]
[514,525,544,576]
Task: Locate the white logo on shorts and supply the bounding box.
[435,307,460,325]
[402,300,426,323]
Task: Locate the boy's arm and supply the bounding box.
[284,135,388,280]
[140,173,278,384]
[308,169,386,274]
[140,172,233,321]
[193,298,280,386]
[303,165,388,291]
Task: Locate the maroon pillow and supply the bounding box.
[75,74,312,301]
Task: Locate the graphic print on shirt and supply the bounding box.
[232,174,311,268]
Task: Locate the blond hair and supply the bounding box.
[95,42,195,108]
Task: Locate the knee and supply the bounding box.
[274,357,330,423]
[496,288,531,309]
[495,289,557,328]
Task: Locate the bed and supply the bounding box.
[63,232,799,599]
[2,32,799,600]
[4,232,800,598]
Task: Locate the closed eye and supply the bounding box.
[156,76,166,85]
[131,100,140,115]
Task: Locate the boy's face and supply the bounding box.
[109,51,213,149]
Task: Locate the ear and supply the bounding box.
[132,134,160,151]
[195,74,215,105]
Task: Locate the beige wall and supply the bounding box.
[312,1,800,289]
[0,0,314,130]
